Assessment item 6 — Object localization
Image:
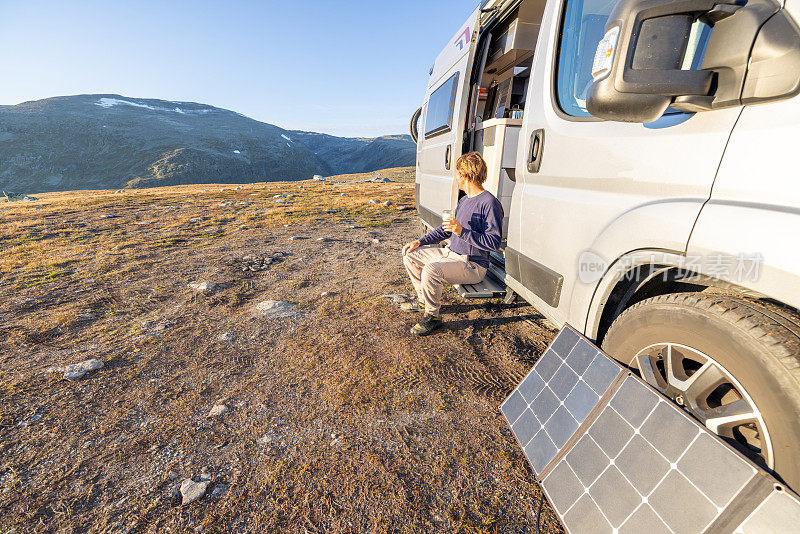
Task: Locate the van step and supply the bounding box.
[454,272,506,299]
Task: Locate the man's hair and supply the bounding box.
[455,151,488,185]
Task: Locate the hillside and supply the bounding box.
[0,168,562,532]
[290,131,416,176]
[0,95,416,193]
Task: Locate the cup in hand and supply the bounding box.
[442,210,454,230]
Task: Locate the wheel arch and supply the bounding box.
[585,250,800,345]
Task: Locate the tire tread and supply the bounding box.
[612,292,800,386]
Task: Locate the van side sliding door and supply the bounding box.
[416,9,481,229]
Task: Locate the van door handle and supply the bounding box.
[445,144,452,170]
[527,129,545,173]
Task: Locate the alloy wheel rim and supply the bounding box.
[631,343,774,471]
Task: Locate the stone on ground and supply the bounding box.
[253,300,297,318]
[379,294,409,304]
[48,359,104,380]
[180,479,208,505]
[188,281,217,292]
[208,404,229,417]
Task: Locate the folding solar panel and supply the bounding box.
[501,324,800,534]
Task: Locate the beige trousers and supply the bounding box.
[402,245,487,316]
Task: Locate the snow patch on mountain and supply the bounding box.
[94,98,215,115]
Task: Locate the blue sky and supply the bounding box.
[0,0,475,137]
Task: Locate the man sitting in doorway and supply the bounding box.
[401,152,504,336]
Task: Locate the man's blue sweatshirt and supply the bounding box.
[418,190,504,268]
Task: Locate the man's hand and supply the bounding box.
[402,240,421,256]
[443,218,463,236]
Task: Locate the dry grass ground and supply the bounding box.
[0,167,564,533]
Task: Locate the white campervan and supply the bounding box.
[411,0,800,491]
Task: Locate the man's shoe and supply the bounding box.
[400,300,425,312]
[410,314,443,336]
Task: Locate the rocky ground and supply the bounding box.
[0,167,564,533]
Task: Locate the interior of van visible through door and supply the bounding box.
[465,0,547,241]
[466,0,547,153]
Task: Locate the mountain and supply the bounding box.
[0,94,415,193]
[289,131,416,176]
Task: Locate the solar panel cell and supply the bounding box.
[676,433,755,508]
[531,386,560,423]
[542,461,585,516]
[525,429,558,473]
[609,377,659,428]
[581,355,620,395]
[639,402,700,462]
[544,405,580,448]
[565,434,609,487]
[615,435,670,495]
[739,490,800,533]
[550,326,580,356]
[536,349,563,381]
[511,408,539,447]
[563,380,598,423]
[588,407,634,459]
[618,504,672,534]
[563,494,614,534]
[564,341,597,375]
[549,363,579,399]
[500,389,526,425]
[649,470,718,534]
[518,369,545,403]
[589,465,641,527]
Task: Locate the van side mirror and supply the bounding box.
[587,0,800,122]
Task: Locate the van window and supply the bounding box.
[424,72,459,138]
[555,0,616,117]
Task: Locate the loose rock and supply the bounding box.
[379,293,409,304]
[47,359,104,380]
[188,281,218,292]
[208,404,229,417]
[180,479,208,505]
[253,300,298,318]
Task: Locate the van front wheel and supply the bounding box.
[602,292,800,492]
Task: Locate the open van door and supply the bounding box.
[415,8,481,230]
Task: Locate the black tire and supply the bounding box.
[602,292,800,492]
